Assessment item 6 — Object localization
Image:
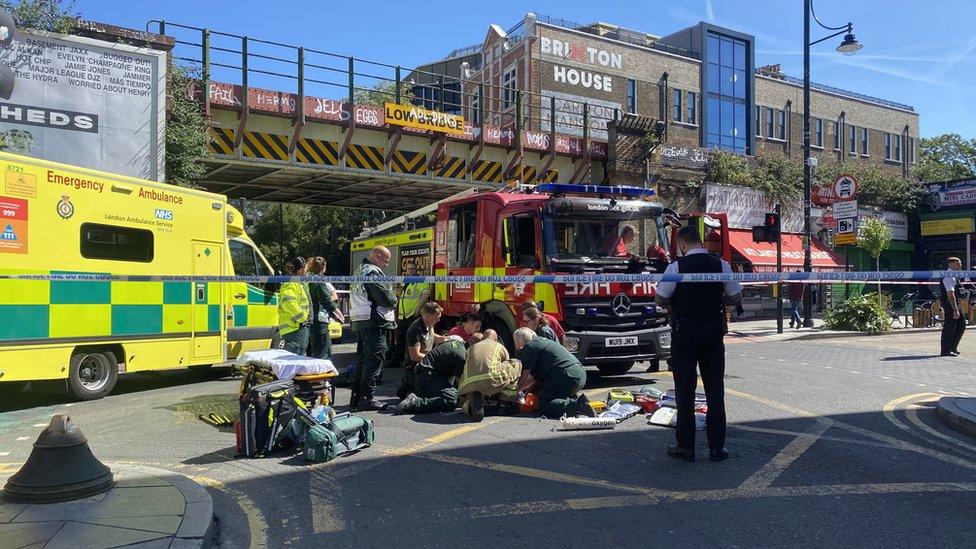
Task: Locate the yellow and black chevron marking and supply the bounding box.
[520,165,538,184]
[209,127,236,155]
[472,160,503,183]
[296,138,339,166]
[345,144,385,171]
[542,169,559,182]
[391,151,427,175]
[434,156,466,179]
[242,131,290,161]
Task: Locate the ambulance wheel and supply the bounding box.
[596,361,634,376]
[67,350,118,400]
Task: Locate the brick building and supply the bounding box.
[412,13,920,184]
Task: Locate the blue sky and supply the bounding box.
[79,0,976,138]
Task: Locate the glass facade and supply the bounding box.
[705,32,749,154]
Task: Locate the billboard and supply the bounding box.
[926,178,976,210]
[0,30,166,181]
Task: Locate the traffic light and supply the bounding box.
[751,211,781,243]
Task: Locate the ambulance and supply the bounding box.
[0,152,298,400]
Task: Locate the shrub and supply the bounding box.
[823,292,891,333]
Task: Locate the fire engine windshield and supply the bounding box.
[542,198,665,265]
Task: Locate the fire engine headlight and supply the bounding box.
[586,307,598,317]
[564,336,580,352]
[575,308,586,316]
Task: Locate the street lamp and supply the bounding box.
[802,0,862,327]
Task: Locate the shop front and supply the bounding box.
[920,177,976,270]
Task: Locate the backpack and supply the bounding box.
[239,379,306,457]
[303,412,375,463]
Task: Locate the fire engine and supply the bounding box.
[356,183,682,375]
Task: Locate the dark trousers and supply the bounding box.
[352,324,389,404]
[670,319,726,452]
[941,309,966,354]
[413,369,459,413]
[308,321,332,360]
[538,365,587,418]
[385,317,414,369]
[282,327,309,356]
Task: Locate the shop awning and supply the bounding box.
[727,229,844,271]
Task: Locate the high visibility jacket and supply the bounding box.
[278,282,310,335]
[350,259,396,326]
[397,282,428,320]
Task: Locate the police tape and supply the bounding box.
[0,271,970,284]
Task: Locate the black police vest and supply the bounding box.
[940,275,961,304]
[671,253,725,322]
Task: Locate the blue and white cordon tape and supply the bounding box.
[0,271,971,284]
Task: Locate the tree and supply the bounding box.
[859,217,892,304]
[354,80,415,107]
[165,65,210,187]
[0,0,77,33]
[912,133,976,183]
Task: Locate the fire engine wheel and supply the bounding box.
[595,361,635,376]
[67,350,118,400]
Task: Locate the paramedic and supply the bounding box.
[394,335,467,415]
[386,261,429,369]
[349,246,397,411]
[307,256,343,359]
[514,328,595,418]
[396,302,445,400]
[279,256,311,355]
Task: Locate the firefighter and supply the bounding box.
[386,260,429,369]
[394,336,467,415]
[278,256,311,355]
[349,246,397,411]
[514,328,595,418]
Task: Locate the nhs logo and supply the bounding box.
[155,209,174,221]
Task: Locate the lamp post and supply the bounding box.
[802,0,862,327]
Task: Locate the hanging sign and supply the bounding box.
[384,103,465,135]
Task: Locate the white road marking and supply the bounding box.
[15,437,28,441]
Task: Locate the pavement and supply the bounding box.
[727,316,941,342]
[0,464,213,548]
[1,331,975,547]
[937,397,976,439]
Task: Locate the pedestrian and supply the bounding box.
[522,306,558,342]
[787,269,804,329]
[396,302,446,399]
[306,256,344,360]
[349,245,397,411]
[655,225,742,462]
[394,335,468,416]
[385,261,430,369]
[447,313,483,346]
[278,256,311,355]
[514,328,595,418]
[940,256,967,357]
[519,301,565,343]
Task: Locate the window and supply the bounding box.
[909,137,916,164]
[832,120,840,149]
[755,106,762,137]
[687,91,697,124]
[860,127,869,155]
[80,223,154,263]
[626,79,636,114]
[504,215,538,268]
[777,109,786,140]
[815,118,823,147]
[884,133,892,159]
[672,88,682,122]
[765,107,774,138]
[848,125,857,154]
[502,65,517,110]
[705,32,749,154]
[447,203,478,269]
[894,133,902,161]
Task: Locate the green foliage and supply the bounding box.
[912,133,976,183]
[823,292,891,333]
[859,217,892,260]
[354,80,415,107]
[165,65,210,187]
[705,150,751,186]
[246,203,396,275]
[1,0,77,33]
[815,160,924,213]
[705,151,802,210]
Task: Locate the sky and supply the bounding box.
[78,0,976,138]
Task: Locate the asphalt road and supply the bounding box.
[2,332,975,548]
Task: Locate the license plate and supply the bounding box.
[605,336,638,347]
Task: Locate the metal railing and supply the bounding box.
[148,20,622,144]
[774,74,915,112]
[529,14,700,60]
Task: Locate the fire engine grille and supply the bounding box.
[561,297,668,331]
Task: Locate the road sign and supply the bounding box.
[837,217,856,234]
[833,174,859,200]
[833,199,858,219]
[835,232,857,246]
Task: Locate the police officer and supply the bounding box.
[394,336,467,416]
[386,261,430,369]
[349,246,397,411]
[655,226,742,462]
[940,256,967,357]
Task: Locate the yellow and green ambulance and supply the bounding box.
[0,152,283,399]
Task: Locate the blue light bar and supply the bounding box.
[534,183,655,198]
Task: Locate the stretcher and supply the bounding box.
[235,349,338,408]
